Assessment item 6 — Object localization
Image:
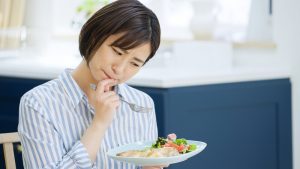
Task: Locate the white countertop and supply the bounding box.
[0,54,290,88]
[130,67,290,88]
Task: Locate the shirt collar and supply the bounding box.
[59,68,125,108]
[116,83,127,99]
[59,69,85,108]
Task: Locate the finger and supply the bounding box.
[102,93,119,102]
[104,84,115,92]
[105,85,110,92]
[144,166,163,169]
[100,91,119,100]
[143,166,167,169]
[112,100,120,108]
[156,164,169,168]
[104,98,120,110]
[154,167,161,169]
[96,79,117,93]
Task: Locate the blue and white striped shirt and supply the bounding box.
[18,69,158,169]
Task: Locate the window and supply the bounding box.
[49,0,272,42]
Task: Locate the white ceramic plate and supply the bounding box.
[107,140,207,166]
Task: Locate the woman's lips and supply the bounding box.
[103,70,115,80]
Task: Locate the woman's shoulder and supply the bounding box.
[18,79,66,130]
[20,78,64,107]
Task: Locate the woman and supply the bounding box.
[18,0,165,168]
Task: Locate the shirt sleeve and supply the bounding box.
[18,94,96,169]
[148,98,158,141]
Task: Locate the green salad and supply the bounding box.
[151,133,197,154]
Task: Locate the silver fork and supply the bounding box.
[89,84,152,113]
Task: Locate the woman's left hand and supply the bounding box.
[142,165,169,169]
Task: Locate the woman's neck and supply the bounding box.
[72,60,97,97]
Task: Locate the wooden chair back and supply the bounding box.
[0,132,20,169]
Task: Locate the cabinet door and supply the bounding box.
[0,77,48,169]
[133,87,169,137]
[136,79,292,169]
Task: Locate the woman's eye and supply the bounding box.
[131,62,140,67]
[116,51,122,55]
[112,47,122,55]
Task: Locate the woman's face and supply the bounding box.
[88,33,151,84]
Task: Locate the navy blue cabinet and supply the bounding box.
[135,78,292,169]
[0,76,292,169]
[0,77,48,169]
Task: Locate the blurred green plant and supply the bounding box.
[72,0,110,29]
[76,0,110,17]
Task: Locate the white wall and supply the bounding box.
[273,0,300,168]
[234,0,300,168]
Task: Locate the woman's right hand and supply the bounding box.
[92,79,119,128]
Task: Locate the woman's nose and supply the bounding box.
[112,60,127,74]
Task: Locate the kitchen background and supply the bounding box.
[0,0,299,169]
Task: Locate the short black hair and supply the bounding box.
[79,0,161,64]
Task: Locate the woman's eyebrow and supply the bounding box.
[111,45,129,54]
[113,46,145,63]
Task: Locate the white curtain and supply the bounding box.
[0,0,26,49]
